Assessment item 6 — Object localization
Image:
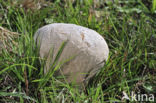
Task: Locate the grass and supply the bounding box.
[0,0,155,102]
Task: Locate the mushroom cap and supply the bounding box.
[34,23,109,85]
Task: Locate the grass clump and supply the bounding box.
[0,0,155,102]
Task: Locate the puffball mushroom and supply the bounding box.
[34,23,109,85]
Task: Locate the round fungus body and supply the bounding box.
[34,23,109,85]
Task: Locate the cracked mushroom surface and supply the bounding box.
[34,23,109,85]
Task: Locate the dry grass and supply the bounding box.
[0,26,19,53]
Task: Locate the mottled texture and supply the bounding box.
[0,41,3,53]
[0,26,19,54]
[34,23,109,85]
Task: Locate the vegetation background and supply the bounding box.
[0,0,155,102]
